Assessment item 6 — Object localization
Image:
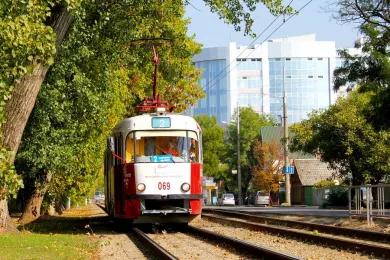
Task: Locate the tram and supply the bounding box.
[104,43,203,224]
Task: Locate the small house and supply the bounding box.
[291,159,336,206]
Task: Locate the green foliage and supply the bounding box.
[15,0,205,204]
[202,0,295,36]
[193,115,225,179]
[0,1,75,197]
[322,186,348,207]
[313,179,342,189]
[290,90,390,184]
[0,148,23,199]
[308,2,390,183]
[1,0,297,201]
[224,107,274,192]
[333,1,390,130]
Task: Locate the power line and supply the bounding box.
[185,0,201,11]
[202,0,295,93]
[202,0,314,94]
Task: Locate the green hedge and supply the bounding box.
[322,186,348,208]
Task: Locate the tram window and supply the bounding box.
[114,133,123,165]
[128,130,200,163]
[145,137,156,156]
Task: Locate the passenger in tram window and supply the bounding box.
[190,152,196,162]
[145,137,156,156]
[167,139,175,154]
[177,136,191,156]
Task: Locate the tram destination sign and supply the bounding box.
[152,117,171,128]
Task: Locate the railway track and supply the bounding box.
[135,225,301,260]
[202,210,390,258]
[96,203,298,259]
[202,208,390,242]
[131,227,177,260]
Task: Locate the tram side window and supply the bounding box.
[114,134,123,165]
[125,133,140,163]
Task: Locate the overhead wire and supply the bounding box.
[202,0,295,92]
[202,0,314,94]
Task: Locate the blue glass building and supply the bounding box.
[190,34,355,124]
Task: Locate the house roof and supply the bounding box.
[260,126,313,160]
[260,126,283,142]
[294,159,336,186]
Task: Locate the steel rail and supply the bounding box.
[202,213,390,258]
[187,225,301,260]
[96,204,177,259]
[131,227,178,260]
[202,208,390,242]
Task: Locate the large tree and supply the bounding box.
[289,90,390,185]
[251,139,284,194]
[193,115,226,178]
[224,107,274,200]
[0,0,293,233]
[332,0,390,129]
[15,0,205,224]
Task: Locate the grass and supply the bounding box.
[0,233,98,260]
[0,204,105,260]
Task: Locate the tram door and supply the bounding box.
[113,133,125,215]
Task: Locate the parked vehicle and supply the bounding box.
[218,193,235,206]
[255,190,270,206]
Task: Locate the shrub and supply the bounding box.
[322,186,348,208]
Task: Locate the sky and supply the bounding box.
[185,0,359,49]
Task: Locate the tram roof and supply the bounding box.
[113,113,200,134]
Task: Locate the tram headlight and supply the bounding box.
[181,182,191,192]
[137,183,146,192]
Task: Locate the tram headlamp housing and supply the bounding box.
[137,183,146,192]
[181,183,191,192]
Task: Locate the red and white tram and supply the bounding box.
[104,110,203,223]
[104,42,203,224]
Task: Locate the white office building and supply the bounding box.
[190,34,355,124]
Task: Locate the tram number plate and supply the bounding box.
[158,182,170,190]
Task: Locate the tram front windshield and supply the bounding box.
[126,130,200,163]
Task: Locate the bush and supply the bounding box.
[322,186,348,208]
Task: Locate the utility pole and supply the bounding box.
[283,66,291,206]
[237,102,242,206]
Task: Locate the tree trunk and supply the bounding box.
[0,185,19,233]
[2,7,73,164]
[55,199,64,215]
[0,6,73,233]
[0,197,19,234]
[18,172,53,224]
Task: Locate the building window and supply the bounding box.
[308,76,313,78]
[308,58,312,60]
